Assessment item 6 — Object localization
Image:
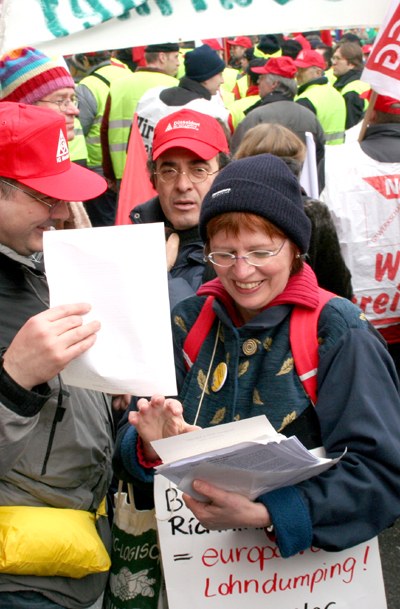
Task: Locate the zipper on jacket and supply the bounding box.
[41,382,68,475]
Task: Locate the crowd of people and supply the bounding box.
[0,26,400,609]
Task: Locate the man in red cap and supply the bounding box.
[0,102,115,608]
[129,108,230,309]
[226,36,253,71]
[322,91,400,373]
[231,56,325,183]
[294,49,346,145]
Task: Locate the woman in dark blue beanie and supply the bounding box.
[115,154,400,572]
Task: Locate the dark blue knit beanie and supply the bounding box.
[185,45,225,82]
[199,154,311,254]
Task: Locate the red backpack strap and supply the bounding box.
[182,289,336,404]
[290,288,336,405]
[182,296,217,371]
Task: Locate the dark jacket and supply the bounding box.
[303,192,353,299]
[130,196,214,309]
[114,264,400,558]
[333,68,366,129]
[159,76,212,105]
[360,123,400,162]
[231,91,326,169]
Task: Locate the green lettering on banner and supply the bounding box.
[39,0,146,37]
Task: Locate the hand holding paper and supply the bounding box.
[183,478,271,531]
[152,415,343,501]
[3,303,100,390]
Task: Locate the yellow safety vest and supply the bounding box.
[68,117,88,163]
[296,82,346,145]
[341,79,370,110]
[229,94,261,130]
[221,67,240,94]
[79,64,129,168]
[108,71,178,179]
[325,67,336,85]
[253,48,282,60]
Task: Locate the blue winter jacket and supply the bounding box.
[115,265,400,558]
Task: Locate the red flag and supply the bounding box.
[115,113,157,226]
[362,0,400,100]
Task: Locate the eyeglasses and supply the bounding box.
[204,240,286,267]
[38,96,79,111]
[154,167,219,184]
[0,180,66,210]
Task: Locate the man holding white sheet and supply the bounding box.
[0,101,115,608]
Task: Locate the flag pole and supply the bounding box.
[358,90,377,143]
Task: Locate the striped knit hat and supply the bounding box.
[0,47,75,104]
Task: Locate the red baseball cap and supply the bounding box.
[362,44,372,55]
[361,90,400,114]
[0,102,107,201]
[152,109,230,161]
[202,39,224,52]
[252,56,297,79]
[226,36,253,49]
[294,50,325,70]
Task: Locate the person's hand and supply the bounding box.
[128,394,199,461]
[166,232,180,271]
[183,480,271,530]
[2,303,100,390]
[111,394,132,411]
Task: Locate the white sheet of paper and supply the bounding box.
[152,415,342,501]
[43,223,177,396]
[151,415,279,463]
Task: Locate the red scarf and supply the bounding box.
[197,264,320,326]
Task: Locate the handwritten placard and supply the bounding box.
[155,476,387,609]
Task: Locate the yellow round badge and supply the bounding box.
[211,362,228,392]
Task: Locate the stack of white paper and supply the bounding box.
[152,415,343,501]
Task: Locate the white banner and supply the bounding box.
[154,476,387,609]
[0,0,391,56]
[362,0,400,99]
[322,143,400,330]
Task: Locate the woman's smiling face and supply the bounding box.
[209,224,296,323]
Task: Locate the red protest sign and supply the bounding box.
[362,0,400,98]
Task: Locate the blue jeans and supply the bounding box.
[0,591,65,608]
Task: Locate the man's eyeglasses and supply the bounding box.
[0,180,66,210]
[154,167,219,184]
[38,96,79,111]
[204,241,286,267]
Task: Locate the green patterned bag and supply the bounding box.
[103,482,164,609]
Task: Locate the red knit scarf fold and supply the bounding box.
[197,263,320,326]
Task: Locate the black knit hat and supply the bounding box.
[257,34,281,55]
[185,44,225,82]
[199,154,311,253]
